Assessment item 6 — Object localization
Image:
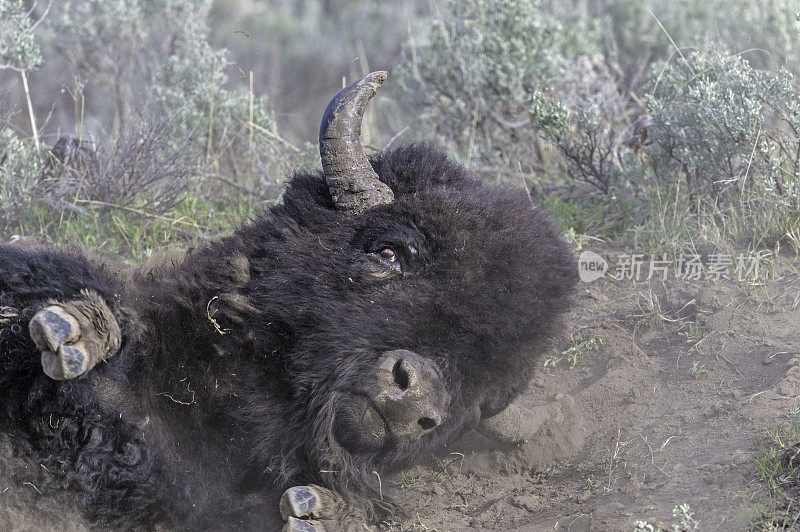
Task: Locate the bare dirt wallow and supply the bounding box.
[388,245,800,531]
[1,248,798,531]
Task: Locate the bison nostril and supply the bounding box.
[392,358,409,390]
[418,417,437,430]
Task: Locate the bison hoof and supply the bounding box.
[280,485,367,532]
[29,292,121,380]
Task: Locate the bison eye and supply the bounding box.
[379,247,397,262]
[366,245,404,278]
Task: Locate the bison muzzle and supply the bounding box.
[335,349,450,453]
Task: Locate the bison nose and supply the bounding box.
[370,349,449,444]
[389,357,443,429]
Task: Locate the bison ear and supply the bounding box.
[319,71,394,215]
[368,143,479,197]
[274,170,338,227]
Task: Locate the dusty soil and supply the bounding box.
[3,244,799,531]
[389,244,800,531]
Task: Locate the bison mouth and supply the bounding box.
[333,350,450,454]
[333,394,388,453]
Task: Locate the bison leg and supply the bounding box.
[477,394,574,444]
[28,290,121,380]
[280,485,369,532]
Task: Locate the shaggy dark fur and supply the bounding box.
[0,143,576,529]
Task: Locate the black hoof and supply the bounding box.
[280,485,325,520]
[29,306,88,380]
[29,293,121,381]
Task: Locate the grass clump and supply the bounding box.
[747,412,800,530]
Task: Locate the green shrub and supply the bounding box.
[0,0,43,70]
[5,0,800,257]
[647,45,800,208]
[1,0,290,252]
[543,54,646,200]
[0,127,43,233]
[593,0,800,91]
[0,0,47,234]
[53,0,283,187]
[395,0,600,172]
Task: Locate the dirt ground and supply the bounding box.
[389,244,800,531]
[3,244,799,531]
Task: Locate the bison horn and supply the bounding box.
[319,71,394,214]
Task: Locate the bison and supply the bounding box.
[0,72,576,530]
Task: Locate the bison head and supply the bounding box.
[233,72,577,499]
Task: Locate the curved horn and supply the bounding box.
[319,71,394,214]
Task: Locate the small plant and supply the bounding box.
[563,227,590,252]
[632,503,700,531]
[545,333,603,370]
[52,0,283,187]
[0,2,49,233]
[748,412,800,530]
[400,471,417,488]
[633,521,660,532]
[0,126,44,233]
[600,0,800,90]
[679,323,704,345]
[543,54,644,198]
[688,361,708,379]
[672,503,700,530]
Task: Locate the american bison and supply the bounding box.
[0,72,576,530]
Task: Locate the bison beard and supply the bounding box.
[0,73,577,530]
